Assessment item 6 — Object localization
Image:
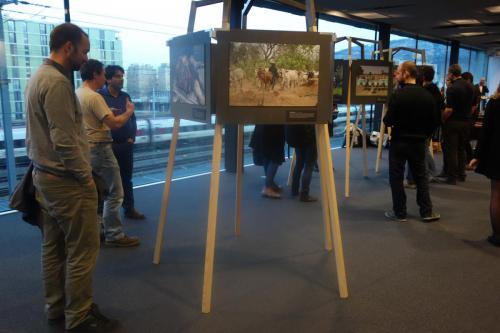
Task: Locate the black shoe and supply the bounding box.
[487,235,500,247]
[384,211,407,222]
[436,172,448,178]
[48,314,65,326]
[125,209,145,220]
[421,212,440,222]
[291,190,299,197]
[300,193,317,202]
[458,175,466,182]
[67,304,118,332]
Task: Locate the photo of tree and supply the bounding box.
[171,44,206,105]
[332,59,348,103]
[228,42,320,106]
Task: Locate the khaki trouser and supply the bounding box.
[33,169,99,329]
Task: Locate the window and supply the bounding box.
[390,33,418,64]
[40,35,48,46]
[416,39,449,88]
[9,32,16,43]
[458,47,471,71]
[0,0,64,208]
[39,23,47,34]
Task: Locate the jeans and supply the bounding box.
[389,139,433,218]
[90,143,125,241]
[112,142,135,213]
[263,158,279,187]
[292,143,317,195]
[33,169,99,329]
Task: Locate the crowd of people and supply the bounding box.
[18,21,499,332]
[25,23,145,331]
[250,60,499,246]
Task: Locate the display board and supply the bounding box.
[215,29,333,124]
[169,30,214,123]
[332,59,349,104]
[350,60,393,104]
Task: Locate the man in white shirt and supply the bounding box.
[76,59,139,247]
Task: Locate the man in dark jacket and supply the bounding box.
[441,64,474,184]
[384,61,440,222]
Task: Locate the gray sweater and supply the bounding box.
[25,59,92,184]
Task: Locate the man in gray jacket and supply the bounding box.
[26,23,116,332]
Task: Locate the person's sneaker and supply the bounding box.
[67,303,118,332]
[421,212,440,222]
[261,187,281,199]
[125,209,146,220]
[384,211,407,222]
[300,193,318,202]
[105,235,140,247]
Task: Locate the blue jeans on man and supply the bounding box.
[90,143,125,241]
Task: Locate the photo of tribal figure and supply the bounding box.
[354,65,390,97]
[171,45,205,105]
[229,42,320,106]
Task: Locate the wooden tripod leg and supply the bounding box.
[235,124,244,236]
[361,105,368,177]
[375,105,387,173]
[287,149,296,187]
[315,125,333,251]
[153,117,180,264]
[201,123,223,314]
[320,124,349,298]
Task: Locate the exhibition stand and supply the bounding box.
[153,0,348,314]
[332,37,385,197]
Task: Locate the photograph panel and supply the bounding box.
[354,65,390,97]
[171,44,206,105]
[228,42,320,107]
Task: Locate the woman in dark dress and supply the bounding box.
[469,83,500,247]
[249,125,285,198]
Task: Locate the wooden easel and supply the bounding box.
[333,37,382,196]
[154,0,348,314]
[153,0,223,265]
[372,47,427,173]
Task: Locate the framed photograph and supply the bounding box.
[332,59,349,104]
[350,60,393,104]
[169,30,214,123]
[214,29,333,124]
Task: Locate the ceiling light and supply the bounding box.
[460,32,487,37]
[448,19,481,25]
[485,5,500,13]
[324,10,350,19]
[351,12,388,19]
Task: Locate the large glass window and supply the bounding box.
[68,0,217,187]
[469,49,488,83]
[390,33,418,64]
[417,39,449,88]
[0,1,64,209]
[458,47,471,71]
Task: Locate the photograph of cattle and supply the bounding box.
[171,44,206,105]
[228,42,320,106]
[353,64,390,97]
